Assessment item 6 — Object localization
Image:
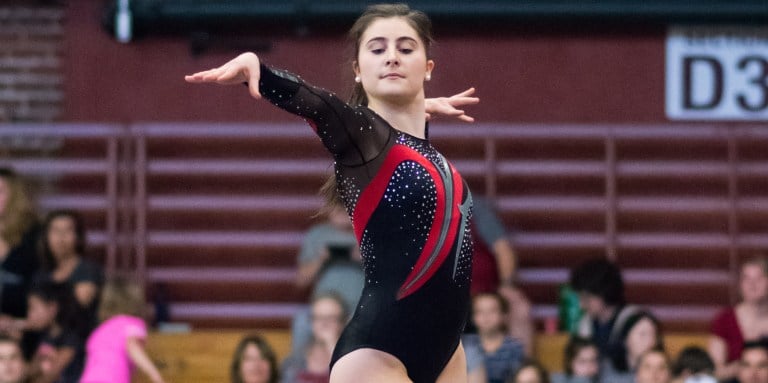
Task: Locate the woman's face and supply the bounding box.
[572,346,599,378]
[626,317,659,361]
[310,298,344,345]
[472,295,505,334]
[515,366,544,383]
[635,351,671,383]
[0,178,9,217]
[356,17,434,105]
[239,343,271,383]
[740,264,768,304]
[46,216,77,261]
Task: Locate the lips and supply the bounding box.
[382,73,405,79]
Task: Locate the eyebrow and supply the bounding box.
[365,36,418,45]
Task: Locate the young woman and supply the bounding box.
[230,334,280,383]
[551,336,599,383]
[186,4,478,382]
[709,256,768,381]
[37,210,104,328]
[463,292,524,383]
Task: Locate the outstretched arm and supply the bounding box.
[425,88,479,122]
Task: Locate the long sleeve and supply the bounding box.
[258,63,389,166]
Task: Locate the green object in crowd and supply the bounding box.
[558,284,582,333]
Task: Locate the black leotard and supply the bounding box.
[258,64,473,383]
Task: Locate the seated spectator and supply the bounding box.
[290,204,362,352]
[469,196,534,355]
[230,334,279,383]
[602,311,665,383]
[282,293,348,383]
[0,335,27,383]
[25,283,85,383]
[635,348,672,383]
[37,210,104,329]
[671,346,716,383]
[463,292,524,383]
[80,277,163,383]
[569,258,640,357]
[510,360,550,383]
[551,336,599,383]
[0,168,40,320]
[709,255,768,382]
[737,340,768,383]
[464,341,488,383]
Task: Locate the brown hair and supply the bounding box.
[39,210,87,272]
[98,276,146,322]
[230,334,279,383]
[320,3,434,210]
[0,168,36,249]
[742,254,768,276]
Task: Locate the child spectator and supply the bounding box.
[737,340,768,383]
[79,277,163,383]
[510,360,550,383]
[551,336,599,383]
[0,335,27,383]
[463,292,525,383]
[25,283,85,383]
[230,334,279,383]
[635,348,672,383]
[671,346,716,383]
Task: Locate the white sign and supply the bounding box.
[666,26,768,121]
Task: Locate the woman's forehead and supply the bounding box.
[361,17,419,44]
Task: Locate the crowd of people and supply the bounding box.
[4,165,768,382]
[0,168,164,383]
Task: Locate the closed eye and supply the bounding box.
[371,48,385,54]
[399,48,413,54]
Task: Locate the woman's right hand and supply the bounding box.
[184,52,262,99]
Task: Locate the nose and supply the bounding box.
[385,47,399,66]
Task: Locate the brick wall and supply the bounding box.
[0,5,63,122]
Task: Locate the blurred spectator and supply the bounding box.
[509,360,550,383]
[671,346,716,383]
[737,340,768,383]
[570,258,639,357]
[551,336,599,383]
[463,292,524,383]
[230,334,279,383]
[290,205,362,353]
[709,256,768,381]
[25,283,84,383]
[469,196,533,355]
[464,342,488,383]
[0,168,40,319]
[0,335,27,383]
[36,210,103,329]
[79,277,163,383]
[602,311,665,383]
[635,348,672,383]
[281,293,348,383]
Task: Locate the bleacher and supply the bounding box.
[3,122,766,332]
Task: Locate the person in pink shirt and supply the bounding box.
[79,278,163,383]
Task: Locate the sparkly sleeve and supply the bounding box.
[258,63,387,165]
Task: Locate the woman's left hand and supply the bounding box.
[425,88,479,122]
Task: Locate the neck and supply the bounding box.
[367,93,426,139]
[56,254,79,267]
[742,299,768,315]
[479,329,504,340]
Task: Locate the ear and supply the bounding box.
[426,59,435,77]
[352,60,360,77]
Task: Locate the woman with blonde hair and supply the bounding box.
[79,277,164,383]
[0,168,40,319]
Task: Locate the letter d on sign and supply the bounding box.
[683,56,724,110]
